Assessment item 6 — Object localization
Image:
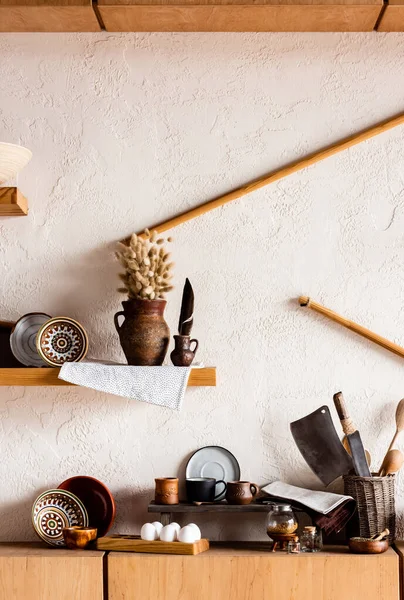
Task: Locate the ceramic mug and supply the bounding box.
[226,481,259,505]
[186,477,227,503]
[155,477,179,505]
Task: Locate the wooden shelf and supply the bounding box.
[149,501,274,514]
[377,0,404,30]
[0,0,100,31]
[0,367,216,387]
[97,0,383,32]
[0,187,28,216]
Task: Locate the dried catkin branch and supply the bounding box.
[115,230,174,300]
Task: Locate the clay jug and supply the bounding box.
[114,298,170,366]
[170,335,199,366]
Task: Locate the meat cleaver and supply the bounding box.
[290,406,354,485]
[333,392,371,478]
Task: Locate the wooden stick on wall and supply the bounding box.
[133,112,404,239]
[299,296,404,359]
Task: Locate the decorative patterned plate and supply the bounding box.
[186,446,241,501]
[32,489,89,547]
[10,312,52,367]
[36,317,88,366]
[58,476,116,537]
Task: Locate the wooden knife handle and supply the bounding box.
[333,392,349,420]
[333,392,356,436]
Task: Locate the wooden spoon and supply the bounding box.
[378,398,404,476]
[387,398,404,452]
[378,449,404,477]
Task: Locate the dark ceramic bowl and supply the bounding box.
[348,537,389,554]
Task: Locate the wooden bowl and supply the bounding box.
[63,526,97,549]
[348,537,389,554]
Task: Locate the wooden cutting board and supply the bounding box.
[95,535,209,555]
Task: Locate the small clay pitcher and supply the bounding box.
[170,335,199,366]
[155,477,179,505]
[226,481,260,505]
[114,298,170,366]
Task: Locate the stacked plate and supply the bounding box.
[10,314,88,367]
[0,142,32,185]
[32,477,116,547]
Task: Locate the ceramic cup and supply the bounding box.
[155,477,179,505]
[63,526,97,549]
[226,481,259,505]
[186,477,227,503]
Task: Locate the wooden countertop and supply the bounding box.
[110,542,398,558]
[0,542,103,557]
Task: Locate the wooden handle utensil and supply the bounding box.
[378,449,404,477]
[333,392,371,477]
[299,297,404,360]
[132,112,404,238]
[387,399,404,453]
[372,529,390,541]
[377,399,404,475]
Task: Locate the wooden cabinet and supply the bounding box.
[98,0,383,32]
[0,0,101,31]
[108,545,399,600]
[0,543,104,600]
[377,0,404,30]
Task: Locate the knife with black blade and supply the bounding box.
[333,391,371,478]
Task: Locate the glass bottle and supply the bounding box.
[300,526,322,552]
[266,504,298,537]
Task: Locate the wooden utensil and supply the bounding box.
[96,535,209,555]
[378,449,404,477]
[372,528,390,540]
[386,398,404,453]
[299,297,404,359]
[333,392,371,478]
[130,112,404,239]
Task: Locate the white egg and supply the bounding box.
[151,521,163,537]
[160,524,177,542]
[140,523,158,541]
[170,522,181,540]
[187,523,201,540]
[178,526,197,543]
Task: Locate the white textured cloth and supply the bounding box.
[59,361,192,410]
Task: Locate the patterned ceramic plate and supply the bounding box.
[10,312,52,367]
[36,317,88,367]
[32,489,89,547]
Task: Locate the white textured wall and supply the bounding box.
[1,32,404,541]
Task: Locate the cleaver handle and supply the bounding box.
[333,392,356,436]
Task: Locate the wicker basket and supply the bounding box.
[343,474,396,541]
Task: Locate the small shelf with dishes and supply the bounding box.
[0,367,216,387]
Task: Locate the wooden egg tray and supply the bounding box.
[96,534,209,555]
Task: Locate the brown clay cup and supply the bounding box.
[226,481,260,505]
[155,477,179,505]
[63,526,97,549]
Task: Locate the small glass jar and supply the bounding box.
[266,504,298,536]
[287,540,301,554]
[300,526,322,552]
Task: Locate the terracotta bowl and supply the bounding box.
[348,537,389,554]
[63,526,97,549]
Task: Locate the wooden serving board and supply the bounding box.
[95,535,209,555]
